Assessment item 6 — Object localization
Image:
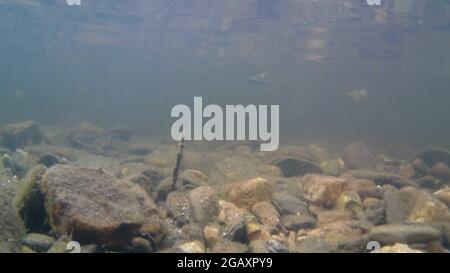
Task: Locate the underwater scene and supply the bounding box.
[1,0,450,254]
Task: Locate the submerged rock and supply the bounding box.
[251,201,281,229]
[399,186,450,224]
[174,240,205,253]
[272,192,310,216]
[416,147,450,167]
[434,188,450,208]
[41,165,166,247]
[320,159,345,176]
[188,186,220,225]
[300,174,347,207]
[0,121,43,150]
[281,214,316,231]
[273,157,322,177]
[346,170,417,188]
[249,240,289,253]
[209,240,248,253]
[369,224,441,245]
[220,177,274,209]
[341,142,377,170]
[21,233,55,252]
[372,243,423,253]
[430,162,450,181]
[37,153,60,168]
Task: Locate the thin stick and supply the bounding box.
[171,136,184,191]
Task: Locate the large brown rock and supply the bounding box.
[300,174,347,207]
[41,165,165,247]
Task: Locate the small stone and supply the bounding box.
[281,214,316,231]
[204,225,222,248]
[320,159,345,176]
[272,192,310,216]
[300,174,347,207]
[22,233,56,252]
[251,201,281,229]
[131,237,152,253]
[335,191,362,213]
[220,177,274,209]
[175,240,205,253]
[246,223,272,242]
[412,158,431,176]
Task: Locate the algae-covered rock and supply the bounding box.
[320,159,345,176]
[41,165,166,247]
[13,165,48,232]
[0,120,43,150]
[0,176,26,253]
[335,191,362,213]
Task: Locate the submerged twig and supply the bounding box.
[171,136,185,191]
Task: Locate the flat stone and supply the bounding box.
[281,214,316,230]
[369,224,441,245]
[272,192,309,216]
[273,157,322,177]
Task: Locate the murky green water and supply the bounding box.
[1,0,450,254]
